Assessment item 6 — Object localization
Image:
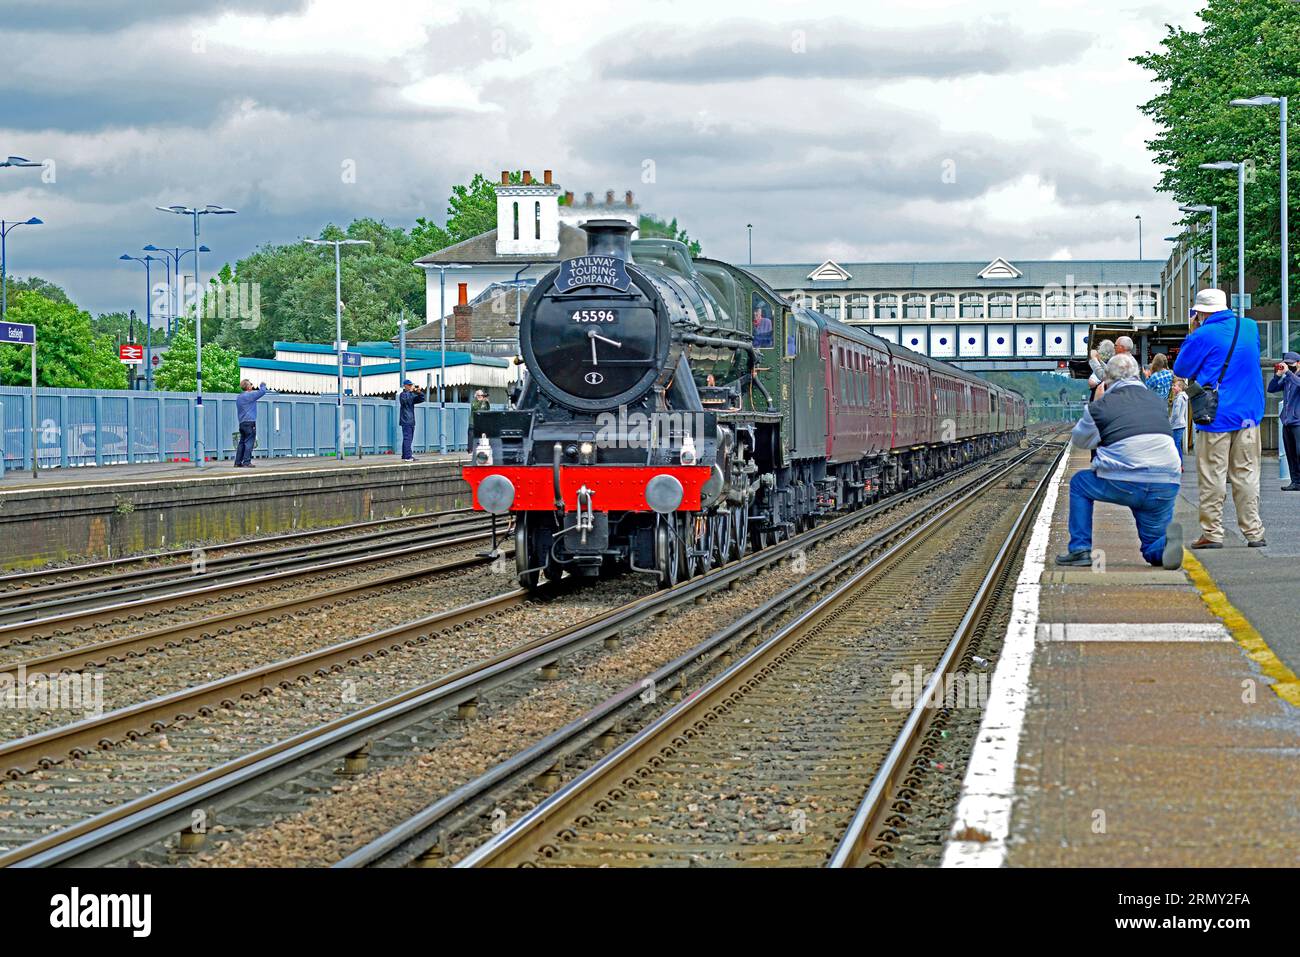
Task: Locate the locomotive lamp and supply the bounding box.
[578,440,596,465]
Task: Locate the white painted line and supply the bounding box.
[941,448,1071,868]
[1036,622,1232,643]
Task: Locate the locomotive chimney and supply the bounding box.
[543,169,552,185]
[581,218,635,262]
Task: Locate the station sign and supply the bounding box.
[119,343,145,364]
[554,255,633,294]
[0,321,36,345]
[341,351,362,368]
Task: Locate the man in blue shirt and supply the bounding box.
[234,379,270,467]
[1172,289,1266,548]
[1269,350,1300,491]
[397,379,424,462]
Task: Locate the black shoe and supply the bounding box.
[1248,538,1267,548]
[1282,484,1300,491]
[1161,522,1184,570]
[1055,549,1092,567]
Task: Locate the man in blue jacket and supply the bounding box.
[234,379,270,467]
[397,379,424,461]
[1172,289,1266,548]
[1269,350,1300,490]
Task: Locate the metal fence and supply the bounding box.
[0,385,470,472]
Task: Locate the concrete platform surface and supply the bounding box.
[945,446,1300,868]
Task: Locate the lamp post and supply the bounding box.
[155,204,237,468]
[1231,95,1288,354]
[0,217,43,323]
[415,263,470,454]
[1179,204,1218,290]
[1199,162,1247,314]
[306,238,371,461]
[145,243,209,338]
[119,253,163,390]
[1135,214,1143,259]
[747,223,753,265]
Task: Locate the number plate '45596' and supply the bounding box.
[570,309,619,323]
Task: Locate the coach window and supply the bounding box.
[959,294,985,319]
[875,294,899,321]
[903,294,927,320]
[930,294,955,319]
[1016,293,1042,318]
[988,293,1013,319]
[1133,291,1157,318]
[1045,291,1070,318]
[816,294,843,320]
[845,294,870,323]
[1074,291,1099,319]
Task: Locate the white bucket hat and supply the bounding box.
[1192,288,1228,313]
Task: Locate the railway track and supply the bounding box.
[0,436,1045,868]
[0,508,476,594]
[0,517,501,647]
[453,436,1064,867]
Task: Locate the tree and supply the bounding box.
[446,171,523,243]
[1133,0,1300,310]
[638,213,703,257]
[0,289,127,389]
[153,322,241,393]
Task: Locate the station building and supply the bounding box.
[746,258,1164,371]
[237,341,516,402]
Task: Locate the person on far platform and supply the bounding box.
[234,379,271,468]
[397,379,425,462]
[1269,351,1300,491]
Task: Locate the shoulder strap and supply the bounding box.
[1214,317,1241,386]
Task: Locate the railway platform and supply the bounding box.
[0,453,471,568]
[945,445,1300,867]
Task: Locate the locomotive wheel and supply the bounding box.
[709,511,729,568]
[695,514,713,576]
[680,514,699,580]
[515,517,540,589]
[732,501,750,559]
[656,516,680,589]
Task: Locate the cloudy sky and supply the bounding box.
[0,0,1204,317]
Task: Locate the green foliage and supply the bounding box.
[153,321,241,393]
[446,171,522,243]
[0,289,126,389]
[4,275,71,305]
[977,370,1089,408]
[638,214,702,257]
[1132,0,1300,308]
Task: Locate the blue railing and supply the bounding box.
[0,385,471,472]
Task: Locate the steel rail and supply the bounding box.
[0,508,474,590]
[0,513,486,609]
[346,442,1053,868]
[1,552,501,679]
[0,527,496,645]
[455,440,1063,867]
[1,442,1026,867]
[827,441,1065,867]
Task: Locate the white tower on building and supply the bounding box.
[495,169,561,257]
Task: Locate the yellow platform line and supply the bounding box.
[1183,551,1300,707]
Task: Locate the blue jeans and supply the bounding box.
[1067,470,1179,565]
[1171,428,1185,465]
[401,423,414,460]
[235,422,256,466]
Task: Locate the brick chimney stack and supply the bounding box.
[522,169,532,184]
[500,170,509,185]
[605,190,615,205]
[453,282,472,341]
[625,190,634,206]
[543,169,552,185]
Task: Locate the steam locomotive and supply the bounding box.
[463,219,1026,589]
